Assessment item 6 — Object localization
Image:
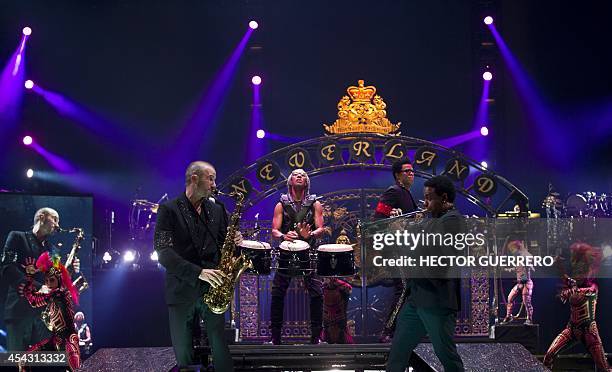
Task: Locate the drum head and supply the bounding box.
[240,240,271,250]
[317,244,354,252]
[279,239,310,251]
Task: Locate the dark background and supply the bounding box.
[1,0,612,355]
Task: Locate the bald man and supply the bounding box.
[155,161,240,371]
[1,208,59,351]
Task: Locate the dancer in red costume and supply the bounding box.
[543,243,611,371]
[321,278,353,344]
[18,252,81,371]
[501,240,534,325]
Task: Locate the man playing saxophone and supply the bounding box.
[154,161,242,371]
[1,207,81,352]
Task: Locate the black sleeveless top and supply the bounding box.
[279,194,317,246]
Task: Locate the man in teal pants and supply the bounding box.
[386,175,465,372]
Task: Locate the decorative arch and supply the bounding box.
[219,133,528,216]
[222,80,528,340]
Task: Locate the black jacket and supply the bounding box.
[406,209,465,311]
[154,194,228,305]
[1,231,47,320]
[373,184,417,219]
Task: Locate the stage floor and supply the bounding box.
[80,342,551,371]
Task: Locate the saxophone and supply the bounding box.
[203,191,253,314]
[61,227,90,293]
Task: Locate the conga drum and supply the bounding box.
[317,244,355,277]
[239,240,272,275]
[277,239,312,276]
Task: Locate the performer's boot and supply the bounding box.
[271,328,282,345]
[501,302,514,324]
[310,327,322,344]
[270,294,285,345]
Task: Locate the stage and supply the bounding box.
[2,2,612,372]
[81,342,549,372]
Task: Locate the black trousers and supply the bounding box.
[270,272,323,336]
[382,278,406,336]
[5,316,49,351]
[168,300,233,371]
[387,303,464,372]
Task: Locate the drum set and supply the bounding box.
[129,199,159,239]
[238,239,356,278]
[128,194,357,278]
[129,194,168,240]
[564,192,612,217]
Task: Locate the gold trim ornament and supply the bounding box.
[324,80,401,135]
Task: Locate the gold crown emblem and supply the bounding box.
[347,80,376,102]
[323,80,401,135]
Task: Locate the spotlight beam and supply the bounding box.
[34,170,125,202]
[466,79,491,161]
[264,133,308,143]
[29,84,153,156]
[487,23,570,164]
[170,27,255,168]
[31,142,77,173]
[0,32,29,127]
[246,83,265,162]
[435,130,482,148]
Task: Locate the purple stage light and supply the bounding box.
[22,135,33,145]
[488,23,570,165]
[249,21,259,30]
[123,250,136,263]
[31,142,77,173]
[252,75,262,85]
[102,251,112,263]
[466,79,491,166]
[484,16,494,25]
[482,71,493,81]
[24,80,34,89]
[256,129,265,139]
[480,161,488,169]
[168,27,255,167]
[26,168,34,178]
[0,32,29,127]
[436,130,482,148]
[22,27,32,36]
[29,84,150,156]
[480,126,489,136]
[150,251,159,261]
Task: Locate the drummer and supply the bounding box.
[269,168,325,345]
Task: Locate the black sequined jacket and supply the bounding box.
[154,193,228,305]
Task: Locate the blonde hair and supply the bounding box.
[287,169,310,196]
